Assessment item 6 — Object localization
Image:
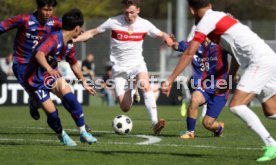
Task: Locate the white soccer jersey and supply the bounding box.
[193,9,276,68]
[97,15,162,67]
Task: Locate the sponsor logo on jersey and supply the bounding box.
[112,30,146,41]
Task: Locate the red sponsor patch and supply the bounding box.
[112,30,146,41]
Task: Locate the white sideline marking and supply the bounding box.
[1,126,261,150]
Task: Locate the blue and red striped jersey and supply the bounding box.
[0,11,62,65]
[177,41,229,94]
[25,31,77,90]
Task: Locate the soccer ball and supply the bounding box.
[112,115,133,135]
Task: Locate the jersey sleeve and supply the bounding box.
[144,20,162,38]
[0,14,27,34]
[97,18,113,33]
[65,43,77,65]
[193,12,217,43]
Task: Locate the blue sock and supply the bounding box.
[47,110,62,134]
[186,117,196,132]
[62,93,85,127]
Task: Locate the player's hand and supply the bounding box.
[169,34,177,42]
[82,79,97,96]
[47,69,62,79]
[161,80,172,97]
[164,36,174,47]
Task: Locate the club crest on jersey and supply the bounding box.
[47,20,54,26]
[28,21,35,26]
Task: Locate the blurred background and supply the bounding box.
[1,0,276,75]
[1,0,276,106]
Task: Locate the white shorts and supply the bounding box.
[237,56,276,103]
[112,61,148,97]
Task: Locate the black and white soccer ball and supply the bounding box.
[112,115,133,135]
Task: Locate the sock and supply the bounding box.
[230,105,276,146]
[144,91,158,125]
[267,114,276,120]
[79,125,86,134]
[201,104,207,118]
[62,93,85,127]
[47,110,63,134]
[187,117,196,132]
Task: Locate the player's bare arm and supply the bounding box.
[73,28,99,42]
[70,63,96,95]
[161,40,201,96]
[160,32,174,47]
[35,51,61,78]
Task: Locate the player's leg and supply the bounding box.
[202,95,227,137]
[52,78,97,144]
[229,61,276,162]
[114,74,133,112]
[136,71,165,134]
[180,90,206,139]
[33,89,76,146]
[256,82,276,161]
[13,63,40,120]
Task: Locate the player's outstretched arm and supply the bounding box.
[73,28,99,42]
[70,63,96,96]
[160,32,174,47]
[161,40,200,96]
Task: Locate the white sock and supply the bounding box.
[267,114,276,120]
[201,104,207,118]
[144,91,158,125]
[79,125,86,134]
[230,105,276,146]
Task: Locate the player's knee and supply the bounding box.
[120,104,131,112]
[202,118,214,129]
[190,97,201,107]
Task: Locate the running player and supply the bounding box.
[171,36,228,139]
[162,0,276,162]
[0,0,61,120]
[74,0,174,134]
[24,8,97,146]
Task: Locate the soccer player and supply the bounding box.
[0,0,61,120]
[74,0,174,134]
[162,0,276,162]
[171,37,228,139]
[24,8,97,146]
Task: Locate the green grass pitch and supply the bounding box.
[0,104,275,165]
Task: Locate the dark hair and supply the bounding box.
[187,0,210,9]
[62,8,84,30]
[121,0,140,8]
[36,0,57,8]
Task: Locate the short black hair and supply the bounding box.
[121,0,140,8]
[62,8,84,30]
[36,0,57,8]
[187,0,210,9]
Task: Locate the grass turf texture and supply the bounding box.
[0,104,275,165]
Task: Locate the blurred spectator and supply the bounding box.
[0,53,14,77]
[81,53,95,80]
[100,64,115,107]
